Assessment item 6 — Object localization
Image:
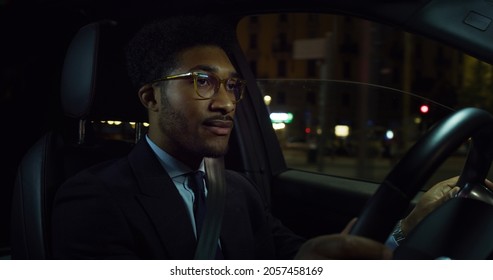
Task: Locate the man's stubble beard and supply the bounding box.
[158,93,230,158]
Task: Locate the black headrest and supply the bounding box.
[60,20,147,122]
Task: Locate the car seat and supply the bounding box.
[10,20,147,259]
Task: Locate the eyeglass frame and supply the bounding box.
[151,71,246,103]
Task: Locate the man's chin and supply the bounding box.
[202,145,229,158]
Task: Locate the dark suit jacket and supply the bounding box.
[51,139,305,259]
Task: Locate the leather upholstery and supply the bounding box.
[61,20,146,122]
[10,20,144,259]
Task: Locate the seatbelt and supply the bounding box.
[194,157,226,259]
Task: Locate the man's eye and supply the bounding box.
[196,77,211,87]
[226,80,240,90]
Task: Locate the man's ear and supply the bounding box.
[138,84,159,112]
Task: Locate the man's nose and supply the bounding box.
[210,84,235,113]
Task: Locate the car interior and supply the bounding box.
[10,19,148,259]
[3,0,493,260]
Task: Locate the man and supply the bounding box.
[51,15,460,259]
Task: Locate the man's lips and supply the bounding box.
[203,117,234,136]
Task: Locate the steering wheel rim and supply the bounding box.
[349,107,493,257]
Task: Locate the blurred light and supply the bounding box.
[270,112,293,123]
[414,117,422,124]
[272,123,286,130]
[420,104,429,114]
[317,128,322,135]
[127,121,150,128]
[105,120,122,125]
[264,95,272,106]
[305,127,311,134]
[385,130,394,140]
[334,125,349,137]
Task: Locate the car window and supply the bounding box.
[237,13,493,184]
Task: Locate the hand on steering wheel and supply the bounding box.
[349,107,493,259]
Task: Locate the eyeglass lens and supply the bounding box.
[195,73,243,101]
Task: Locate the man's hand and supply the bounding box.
[401,176,461,235]
[295,218,393,260]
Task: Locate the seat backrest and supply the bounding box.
[10,20,147,259]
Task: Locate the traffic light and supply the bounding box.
[419,104,429,114]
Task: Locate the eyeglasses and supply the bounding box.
[152,71,246,103]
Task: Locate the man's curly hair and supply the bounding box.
[125,14,236,90]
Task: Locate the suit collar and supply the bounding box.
[144,134,206,179]
[128,139,198,259]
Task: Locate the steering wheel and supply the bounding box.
[349,107,493,259]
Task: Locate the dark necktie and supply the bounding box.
[189,171,207,236]
[189,171,224,259]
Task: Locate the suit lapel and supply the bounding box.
[128,140,197,259]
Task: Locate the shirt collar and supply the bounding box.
[145,135,205,179]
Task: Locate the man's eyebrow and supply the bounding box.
[190,65,240,77]
[190,65,216,73]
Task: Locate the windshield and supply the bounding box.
[238,13,493,186]
[257,78,471,184]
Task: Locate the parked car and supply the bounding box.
[2,0,493,261]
